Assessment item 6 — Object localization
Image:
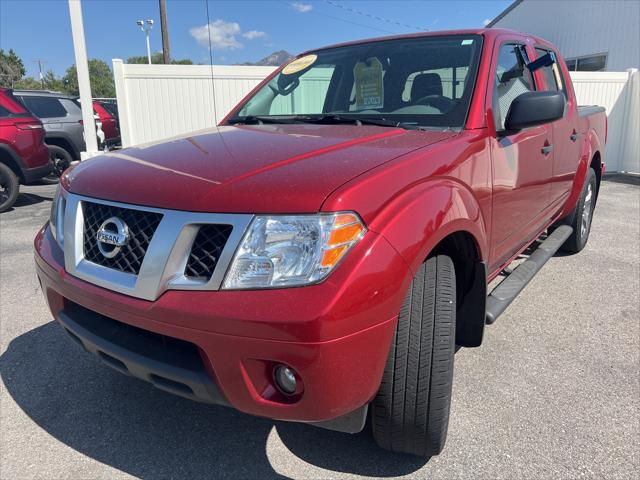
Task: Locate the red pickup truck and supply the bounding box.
[35,29,606,457]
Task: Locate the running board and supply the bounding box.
[485,225,573,324]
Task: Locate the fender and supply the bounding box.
[367,177,488,276]
[0,143,26,181]
[559,127,603,219]
[44,132,81,159]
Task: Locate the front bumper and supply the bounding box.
[35,224,410,424]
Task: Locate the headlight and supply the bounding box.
[49,184,66,247]
[222,212,366,289]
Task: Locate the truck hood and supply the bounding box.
[65,124,455,213]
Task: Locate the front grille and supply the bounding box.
[185,224,233,280]
[82,202,163,275]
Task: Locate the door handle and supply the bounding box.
[541,144,553,155]
[570,133,579,142]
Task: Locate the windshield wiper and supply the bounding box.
[227,115,298,125]
[289,114,420,130]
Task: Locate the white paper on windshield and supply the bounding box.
[353,58,384,110]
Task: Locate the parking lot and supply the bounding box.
[1,177,638,479]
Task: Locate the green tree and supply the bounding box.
[127,51,193,65]
[15,70,65,92]
[13,77,42,90]
[62,59,116,97]
[0,48,26,87]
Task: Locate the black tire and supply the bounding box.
[0,163,20,213]
[561,168,597,253]
[371,255,456,457]
[42,145,72,184]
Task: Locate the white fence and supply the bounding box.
[113,59,639,173]
[571,69,639,173]
[112,60,276,147]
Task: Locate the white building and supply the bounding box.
[487,0,640,71]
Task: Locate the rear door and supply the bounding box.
[487,39,554,271]
[534,46,580,205]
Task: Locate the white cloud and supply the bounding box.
[242,30,267,40]
[483,18,492,26]
[291,2,313,13]
[190,19,243,50]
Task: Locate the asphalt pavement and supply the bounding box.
[1,177,638,479]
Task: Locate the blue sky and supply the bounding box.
[1,0,511,78]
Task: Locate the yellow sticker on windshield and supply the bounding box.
[282,54,318,75]
[354,58,384,110]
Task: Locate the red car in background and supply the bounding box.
[93,101,120,148]
[0,88,52,212]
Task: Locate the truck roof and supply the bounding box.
[300,28,550,56]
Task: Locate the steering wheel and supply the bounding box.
[414,95,456,113]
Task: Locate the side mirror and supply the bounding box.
[504,91,565,131]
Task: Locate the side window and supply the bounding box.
[493,44,535,130]
[0,105,11,117]
[534,48,560,91]
[534,47,568,99]
[20,97,67,118]
[58,98,81,115]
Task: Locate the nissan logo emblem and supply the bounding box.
[96,216,130,258]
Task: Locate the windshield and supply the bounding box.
[230,35,483,129]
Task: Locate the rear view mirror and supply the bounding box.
[504,91,565,131]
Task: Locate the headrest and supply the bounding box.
[411,73,443,100]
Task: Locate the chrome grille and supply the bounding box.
[185,224,233,280]
[82,202,163,275]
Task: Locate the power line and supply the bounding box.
[322,0,429,32]
[280,1,398,35]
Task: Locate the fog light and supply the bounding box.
[274,365,297,395]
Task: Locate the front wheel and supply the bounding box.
[0,163,20,213]
[41,145,72,184]
[561,168,597,253]
[371,255,456,457]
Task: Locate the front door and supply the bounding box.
[533,46,581,204]
[488,41,554,272]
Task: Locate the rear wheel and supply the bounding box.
[42,145,72,184]
[371,255,456,457]
[0,163,20,213]
[561,168,597,253]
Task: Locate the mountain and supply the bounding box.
[237,50,294,67]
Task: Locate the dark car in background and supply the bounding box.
[0,88,52,212]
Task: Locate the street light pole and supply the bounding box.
[137,19,154,64]
[145,28,151,64]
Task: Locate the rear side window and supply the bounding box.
[59,98,81,115]
[534,47,567,98]
[0,105,11,117]
[20,96,67,118]
[493,44,535,130]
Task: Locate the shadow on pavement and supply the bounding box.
[1,321,426,479]
[13,192,53,208]
[603,174,640,186]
